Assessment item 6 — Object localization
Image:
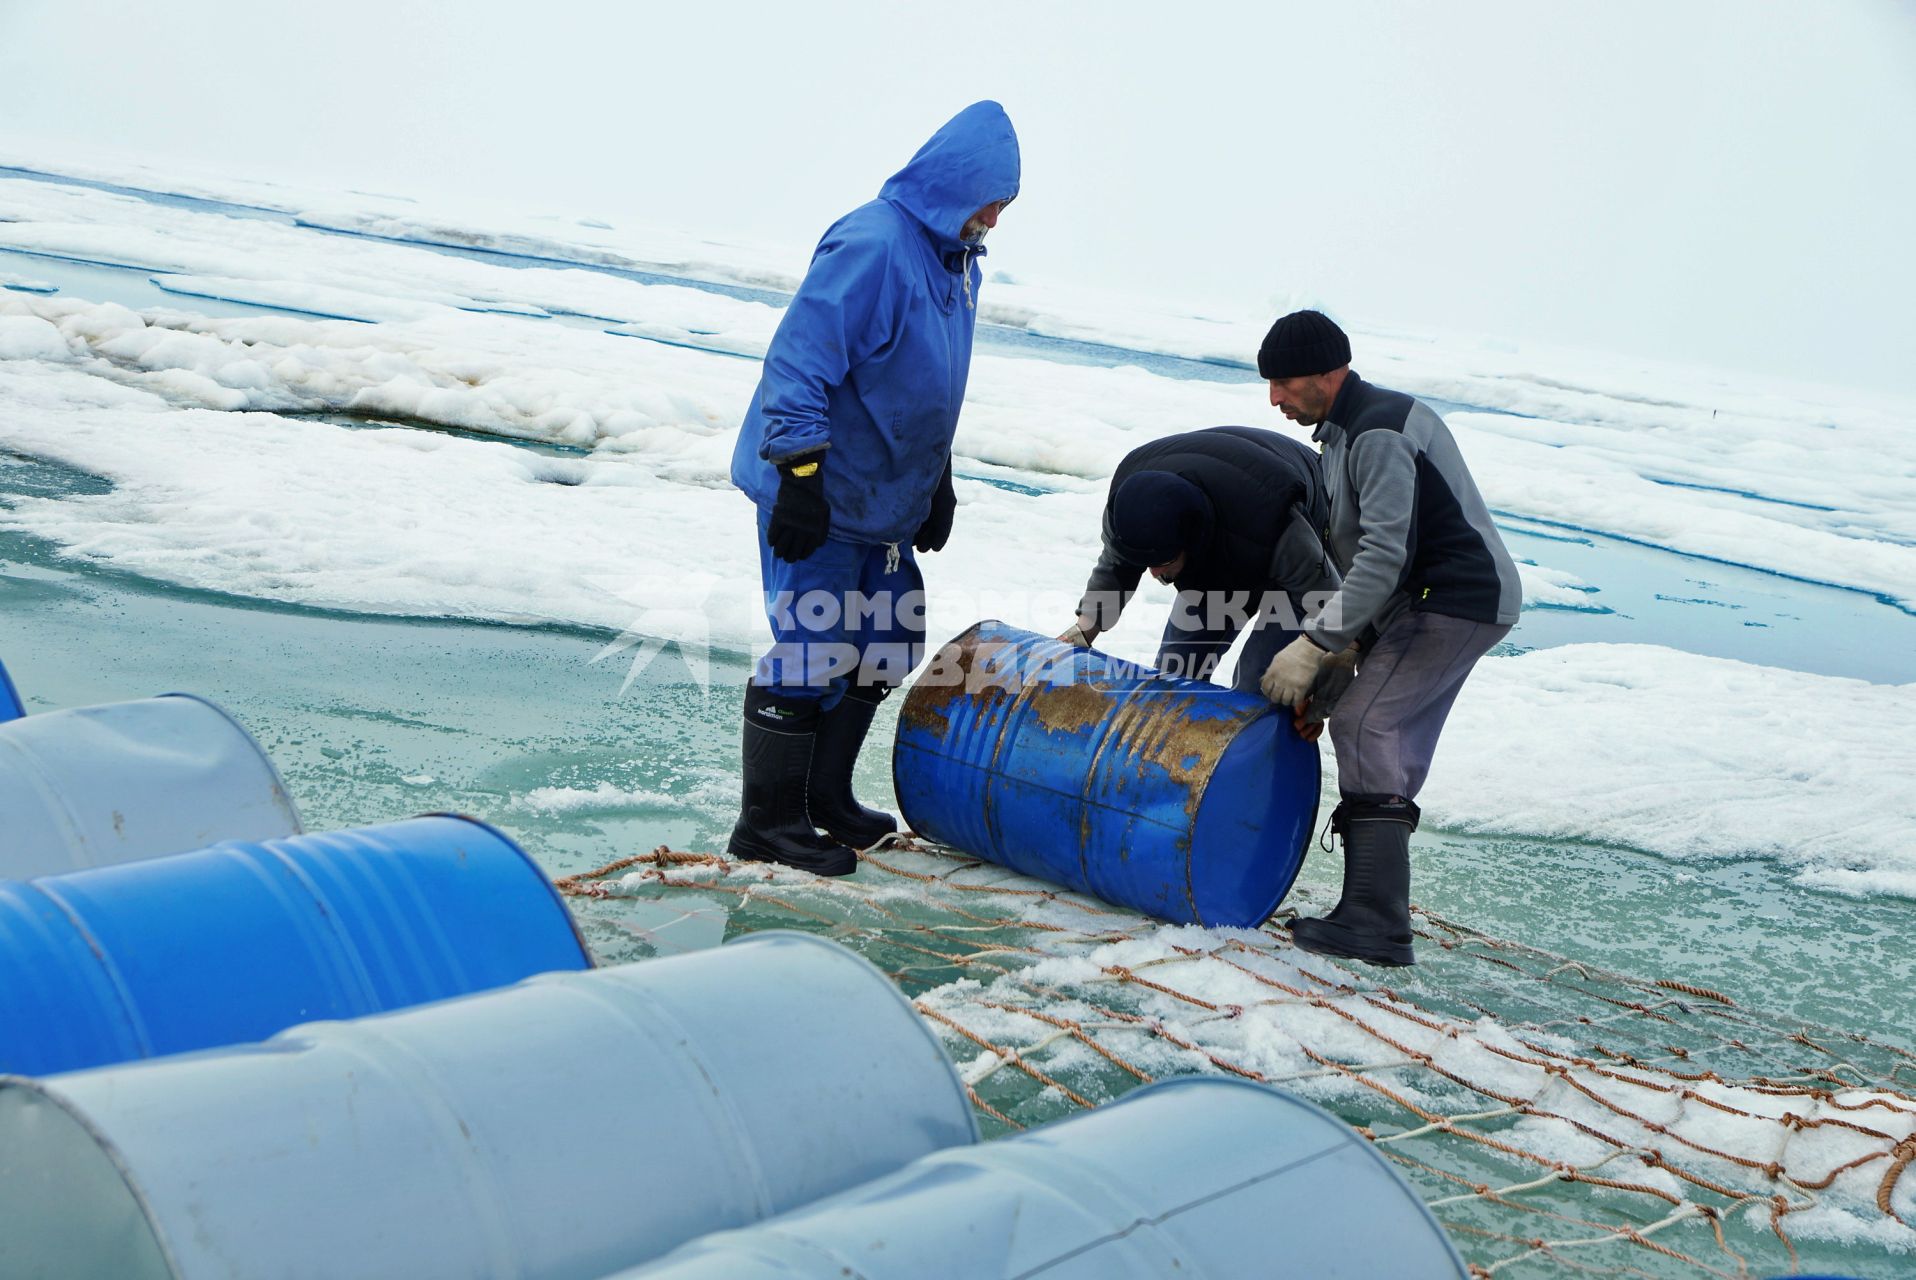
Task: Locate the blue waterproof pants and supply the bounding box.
[752,509,927,711]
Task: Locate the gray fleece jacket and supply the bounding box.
[1304,372,1522,653]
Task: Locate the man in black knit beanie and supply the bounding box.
[1256,309,1522,966]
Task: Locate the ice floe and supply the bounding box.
[1421,643,1916,898]
[5,163,1915,898]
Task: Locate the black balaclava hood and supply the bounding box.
[1110,472,1214,567]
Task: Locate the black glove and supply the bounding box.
[767,456,830,563]
[913,459,956,554]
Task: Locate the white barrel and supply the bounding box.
[609,1078,1470,1280]
[0,932,979,1280]
[0,693,302,879]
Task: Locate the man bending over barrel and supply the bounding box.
[1061,426,1340,695]
[1256,310,1522,966]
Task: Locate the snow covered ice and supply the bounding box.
[2,158,1913,891]
[3,156,1915,1278]
[2,162,1912,885]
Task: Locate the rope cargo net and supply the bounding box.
[558,836,1916,1279]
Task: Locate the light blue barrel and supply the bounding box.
[0,693,302,879]
[894,620,1320,927]
[0,933,979,1280]
[0,815,591,1077]
[609,1078,1469,1280]
[0,658,22,721]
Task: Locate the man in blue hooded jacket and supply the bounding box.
[728,101,1020,876]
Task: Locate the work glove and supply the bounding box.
[1298,647,1359,727]
[1259,634,1330,708]
[1059,622,1093,648]
[766,456,830,563]
[913,459,957,553]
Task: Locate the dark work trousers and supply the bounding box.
[1155,589,1305,694]
[1328,610,1510,800]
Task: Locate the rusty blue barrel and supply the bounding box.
[893,620,1319,927]
[0,815,590,1077]
[0,659,21,721]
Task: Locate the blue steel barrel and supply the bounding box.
[0,693,303,879]
[0,934,979,1280]
[607,1077,1469,1280]
[0,815,591,1076]
[0,659,22,721]
[893,620,1319,927]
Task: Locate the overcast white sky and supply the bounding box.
[3,1,1913,394]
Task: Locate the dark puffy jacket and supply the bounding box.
[730,101,1021,545]
[1077,426,1335,624]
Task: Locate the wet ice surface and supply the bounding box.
[1499,518,1915,684]
[0,247,300,321]
[2,166,1911,947]
[3,445,1909,1041]
[4,162,1916,1274]
[0,453,732,880]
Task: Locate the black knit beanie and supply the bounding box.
[1109,472,1214,567]
[1257,310,1352,379]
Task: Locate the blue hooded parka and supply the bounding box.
[730,101,1021,546]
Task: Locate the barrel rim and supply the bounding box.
[721,930,982,1146]
[416,812,595,969]
[891,616,996,788]
[1185,719,1322,928]
[0,1072,186,1277]
[4,815,595,1076]
[0,658,23,722]
[4,875,158,1069]
[1009,1076,1469,1273]
[889,617,992,850]
[156,692,306,835]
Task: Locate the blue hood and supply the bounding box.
[732,102,1018,544]
[878,100,1021,250]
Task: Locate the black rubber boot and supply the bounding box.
[726,685,856,877]
[807,683,899,851]
[1290,796,1418,967]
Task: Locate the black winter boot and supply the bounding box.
[807,683,899,851]
[1289,796,1418,966]
[727,685,856,877]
